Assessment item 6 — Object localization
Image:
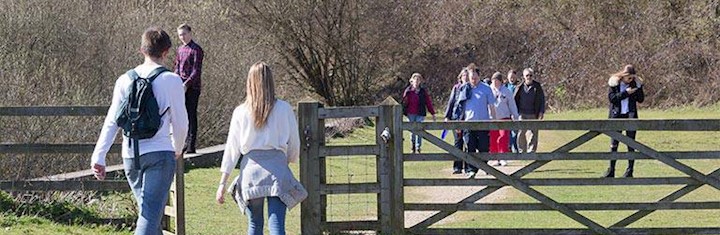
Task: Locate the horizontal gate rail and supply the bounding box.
[404,202,720,211]
[403,119,720,131]
[318,106,379,119]
[403,151,720,161]
[404,177,706,186]
[0,106,109,116]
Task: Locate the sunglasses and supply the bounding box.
[524,74,533,77]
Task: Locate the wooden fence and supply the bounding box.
[0,106,187,235]
[298,99,720,235]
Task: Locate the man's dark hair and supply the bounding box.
[177,23,192,32]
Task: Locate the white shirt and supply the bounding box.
[491,85,519,120]
[220,100,301,174]
[620,82,630,114]
[91,64,189,166]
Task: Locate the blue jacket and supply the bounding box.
[450,83,473,120]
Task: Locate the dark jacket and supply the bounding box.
[444,82,464,120]
[513,80,546,115]
[402,86,434,117]
[608,76,645,118]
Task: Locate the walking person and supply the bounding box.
[216,62,306,235]
[490,72,519,166]
[505,70,521,153]
[445,68,469,174]
[402,73,437,154]
[454,64,497,177]
[175,23,204,153]
[603,64,645,178]
[513,68,545,153]
[91,27,189,235]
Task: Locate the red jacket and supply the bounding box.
[402,86,435,116]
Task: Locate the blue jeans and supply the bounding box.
[407,115,425,150]
[123,151,177,235]
[246,196,288,235]
[509,130,518,153]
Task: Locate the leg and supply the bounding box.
[604,133,620,178]
[517,128,528,154]
[123,158,143,222]
[452,130,464,174]
[134,151,177,235]
[464,130,479,174]
[184,88,201,153]
[528,127,539,153]
[509,130,518,153]
[489,130,499,165]
[414,116,425,152]
[408,115,419,153]
[624,130,637,177]
[267,197,288,235]
[246,197,265,235]
[498,129,510,166]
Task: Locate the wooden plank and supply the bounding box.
[298,101,322,235]
[604,131,720,190]
[0,106,109,116]
[404,202,720,211]
[413,130,614,234]
[164,205,176,218]
[324,220,379,232]
[402,119,720,131]
[319,145,378,156]
[162,230,175,235]
[404,177,703,187]
[390,98,405,235]
[0,180,129,192]
[376,103,392,234]
[173,155,186,235]
[318,106,379,119]
[320,183,380,194]
[409,131,598,231]
[402,151,720,161]
[0,143,121,154]
[611,168,720,228]
[412,228,720,235]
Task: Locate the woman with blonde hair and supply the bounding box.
[402,72,436,153]
[603,64,645,178]
[216,62,306,234]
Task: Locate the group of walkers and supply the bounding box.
[86,24,645,235]
[402,63,644,179]
[91,26,303,235]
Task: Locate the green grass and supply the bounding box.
[3,104,719,234]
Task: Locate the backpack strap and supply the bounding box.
[146,67,170,82]
[126,69,140,81]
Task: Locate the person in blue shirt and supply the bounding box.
[453,64,497,177]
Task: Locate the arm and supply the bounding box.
[287,106,301,164]
[217,108,242,204]
[423,89,436,119]
[633,86,645,103]
[168,77,189,157]
[537,84,546,119]
[184,47,204,87]
[507,90,520,120]
[90,77,124,169]
[487,88,498,120]
[444,87,457,119]
[608,86,629,104]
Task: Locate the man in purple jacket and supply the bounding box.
[175,23,204,153]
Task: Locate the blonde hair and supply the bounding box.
[410,73,423,83]
[244,62,276,128]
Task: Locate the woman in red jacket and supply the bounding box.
[402,73,436,153]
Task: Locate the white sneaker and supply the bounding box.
[499,160,508,166]
[493,161,501,166]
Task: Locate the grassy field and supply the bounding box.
[2,104,719,234]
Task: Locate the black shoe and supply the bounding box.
[466,171,477,178]
[602,168,615,178]
[452,169,463,174]
[623,168,634,178]
[186,149,196,154]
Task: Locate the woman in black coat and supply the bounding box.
[603,64,645,178]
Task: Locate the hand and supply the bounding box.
[626,87,637,94]
[216,185,225,204]
[431,115,437,122]
[444,118,449,122]
[538,113,544,120]
[92,164,106,181]
[175,153,183,160]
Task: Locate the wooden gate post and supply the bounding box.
[378,97,404,234]
[299,101,322,235]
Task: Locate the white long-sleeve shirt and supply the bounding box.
[492,85,520,120]
[91,64,189,166]
[220,100,300,174]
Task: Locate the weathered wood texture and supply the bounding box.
[0,143,121,154]
[403,119,720,131]
[318,106,379,119]
[0,106,109,116]
[0,180,129,191]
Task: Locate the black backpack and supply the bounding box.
[115,67,170,169]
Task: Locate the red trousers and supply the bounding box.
[490,118,512,153]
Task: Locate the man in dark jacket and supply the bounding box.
[513,68,545,153]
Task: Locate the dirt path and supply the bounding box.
[404,161,524,228]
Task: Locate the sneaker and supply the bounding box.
[499,160,508,166]
[466,171,477,178]
[623,168,634,178]
[492,161,501,166]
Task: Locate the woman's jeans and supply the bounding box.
[123,151,177,235]
[407,114,425,150]
[246,196,288,235]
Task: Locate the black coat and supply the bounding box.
[608,77,645,118]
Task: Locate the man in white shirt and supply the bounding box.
[91,27,188,235]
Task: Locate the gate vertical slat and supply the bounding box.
[378,97,404,234]
[299,101,322,235]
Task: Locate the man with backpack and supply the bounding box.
[91,27,188,235]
